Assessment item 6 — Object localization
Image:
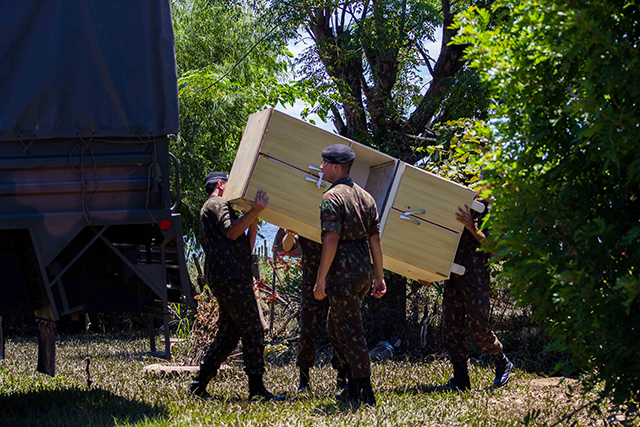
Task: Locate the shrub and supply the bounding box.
[456,0,640,403]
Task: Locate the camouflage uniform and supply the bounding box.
[282,233,333,370]
[321,177,380,379]
[442,204,503,363]
[196,196,265,383]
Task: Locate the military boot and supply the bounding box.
[248,374,286,401]
[353,376,376,407]
[298,367,310,392]
[335,370,356,401]
[492,353,514,387]
[187,363,218,399]
[187,381,212,399]
[336,368,348,391]
[443,362,471,391]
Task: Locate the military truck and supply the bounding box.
[0,0,191,375]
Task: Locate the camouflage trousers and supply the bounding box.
[198,279,265,380]
[296,280,332,369]
[327,279,371,379]
[442,257,503,364]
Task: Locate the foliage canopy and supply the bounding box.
[171,0,299,240]
[265,0,490,163]
[456,0,640,403]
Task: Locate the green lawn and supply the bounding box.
[0,333,616,426]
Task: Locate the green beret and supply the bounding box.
[204,172,229,186]
[321,144,355,164]
[204,172,229,193]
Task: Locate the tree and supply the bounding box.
[266,0,490,164]
[171,0,300,240]
[456,0,640,404]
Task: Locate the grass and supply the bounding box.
[1,332,630,426]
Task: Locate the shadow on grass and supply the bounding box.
[311,400,371,415]
[0,387,167,427]
[66,351,151,362]
[384,383,496,396]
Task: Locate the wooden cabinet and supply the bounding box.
[224,108,398,242]
[380,163,477,282]
[225,108,481,281]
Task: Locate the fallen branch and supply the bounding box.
[274,309,300,337]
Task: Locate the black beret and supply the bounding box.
[321,144,355,164]
[204,171,229,187]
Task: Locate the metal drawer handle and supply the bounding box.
[305,175,326,188]
[306,165,326,188]
[399,209,425,225]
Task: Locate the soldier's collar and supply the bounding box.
[330,177,353,188]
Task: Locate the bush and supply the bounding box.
[456,0,640,403]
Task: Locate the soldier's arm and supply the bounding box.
[369,234,387,298]
[456,204,486,244]
[282,230,298,252]
[314,231,340,300]
[248,218,259,250]
[226,189,268,240]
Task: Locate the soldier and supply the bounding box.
[314,144,387,406]
[279,229,347,392]
[426,184,514,391]
[188,172,285,401]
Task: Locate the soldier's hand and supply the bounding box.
[246,189,269,213]
[455,204,474,232]
[371,277,387,298]
[314,279,327,300]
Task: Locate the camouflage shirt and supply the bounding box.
[320,177,380,287]
[454,199,490,267]
[200,196,252,283]
[290,235,322,287]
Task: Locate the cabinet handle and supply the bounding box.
[305,176,327,188]
[306,165,326,188]
[399,209,425,225]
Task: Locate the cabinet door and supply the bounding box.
[381,207,460,282]
[259,109,347,175]
[228,154,327,243]
[391,163,475,233]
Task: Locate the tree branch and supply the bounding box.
[408,1,467,134]
[331,104,347,135]
[416,42,435,77]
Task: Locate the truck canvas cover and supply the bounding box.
[0,0,179,141]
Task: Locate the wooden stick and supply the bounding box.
[274,309,300,337]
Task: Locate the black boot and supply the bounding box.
[298,367,310,392]
[443,362,471,391]
[248,374,286,401]
[188,381,212,399]
[187,365,217,399]
[353,376,376,407]
[492,353,514,387]
[336,368,348,391]
[335,370,356,401]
